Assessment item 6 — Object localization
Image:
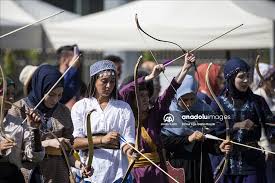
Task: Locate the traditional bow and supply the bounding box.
[255,55,263,80]
[121,55,143,183]
[48,131,76,183]
[86,109,96,171]
[206,63,230,183]
[255,55,265,84]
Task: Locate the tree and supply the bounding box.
[3,50,16,77]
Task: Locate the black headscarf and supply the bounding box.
[27,65,64,113]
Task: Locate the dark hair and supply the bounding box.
[103,55,124,64]
[119,70,154,97]
[86,71,118,99]
[79,80,87,98]
[119,70,154,119]
[56,44,76,60]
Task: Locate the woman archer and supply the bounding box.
[211,57,273,183]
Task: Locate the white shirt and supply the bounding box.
[254,88,274,152]
[254,87,275,114]
[71,97,135,183]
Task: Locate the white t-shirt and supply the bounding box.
[71,97,135,183]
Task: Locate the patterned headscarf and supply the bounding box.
[90,60,116,77]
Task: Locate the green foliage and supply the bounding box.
[261,49,270,64]
[142,51,154,61]
[24,50,40,65]
[3,50,15,77]
[15,50,40,65]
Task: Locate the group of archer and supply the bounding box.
[0,48,274,183]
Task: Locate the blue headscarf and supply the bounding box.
[175,74,197,101]
[170,75,198,112]
[222,57,252,99]
[27,65,64,113]
[162,75,215,136]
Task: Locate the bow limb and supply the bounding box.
[255,55,263,80]
[255,55,265,83]
[70,109,95,181]
[135,14,186,54]
[0,65,11,141]
[48,131,76,183]
[86,109,96,169]
[121,55,143,183]
[134,56,143,160]
[135,14,198,74]
[206,63,230,183]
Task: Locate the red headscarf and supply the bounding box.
[195,63,221,97]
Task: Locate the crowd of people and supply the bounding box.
[0,44,274,183]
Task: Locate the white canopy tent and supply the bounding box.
[44,0,273,51]
[232,0,275,20]
[16,0,79,22]
[0,0,79,49]
[0,0,42,49]
[232,0,275,65]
